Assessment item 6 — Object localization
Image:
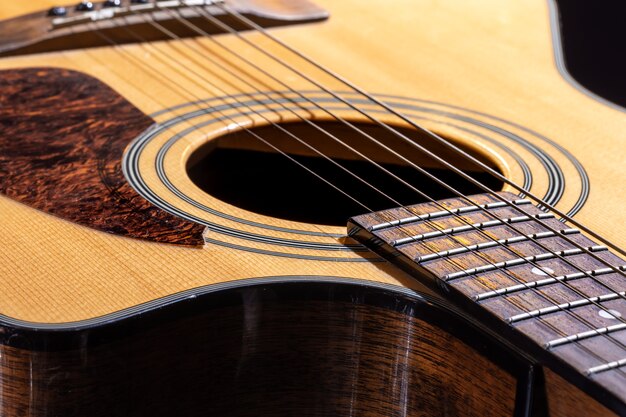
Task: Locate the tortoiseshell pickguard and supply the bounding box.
[0,67,205,246]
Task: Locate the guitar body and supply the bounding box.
[0,0,624,415]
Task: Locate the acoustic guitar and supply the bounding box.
[0,0,624,416]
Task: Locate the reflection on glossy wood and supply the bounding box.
[0,282,521,417]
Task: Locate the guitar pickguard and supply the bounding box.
[0,67,205,246]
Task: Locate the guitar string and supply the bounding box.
[80,34,373,219]
[160,1,626,292]
[132,0,626,309]
[128,1,626,306]
[201,4,626,367]
[183,3,626,343]
[217,3,626,261]
[177,6,626,371]
[86,8,626,368]
[54,2,626,374]
[64,5,626,376]
[162,4,626,349]
[199,3,626,286]
[94,3,626,368]
[80,29,626,377]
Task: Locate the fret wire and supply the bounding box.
[416,228,580,263]
[392,214,554,246]
[508,291,626,323]
[89,2,626,374]
[444,246,607,281]
[369,199,531,232]
[546,323,626,349]
[476,266,626,301]
[587,358,626,375]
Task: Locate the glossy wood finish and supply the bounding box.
[0,67,205,246]
[0,281,526,417]
[544,368,618,417]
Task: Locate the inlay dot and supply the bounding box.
[531,266,554,276]
[599,309,622,320]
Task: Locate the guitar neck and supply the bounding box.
[349,191,626,406]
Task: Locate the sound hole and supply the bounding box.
[186,122,504,226]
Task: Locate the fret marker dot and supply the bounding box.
[531,266,554,276]
[599,309,622,320]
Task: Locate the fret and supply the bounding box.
[511,303,626,377]
[369,199,531,232]
[456,266,626,351]
[507,282,626,344]
[476,262,626,347]
[416,228,580,263]
[507,292,626,323]
[587,358,626,375]
[391,213,554,246]
[543,339,626,396]
[546,323,626,349]
[475,266,626,301]
[444,246,607,281]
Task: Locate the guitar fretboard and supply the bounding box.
[348,191,626,401]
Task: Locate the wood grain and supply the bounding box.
[544,368,618,417]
